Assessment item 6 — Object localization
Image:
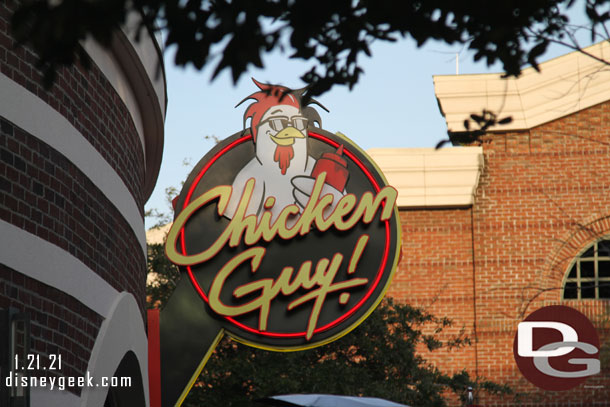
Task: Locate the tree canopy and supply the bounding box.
[184,298,510,407]
[10,0,610,95]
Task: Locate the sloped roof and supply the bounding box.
[434,41,610,133]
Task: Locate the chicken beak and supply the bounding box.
[270,127,305,146]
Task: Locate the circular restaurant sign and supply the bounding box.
[165,80,401,350]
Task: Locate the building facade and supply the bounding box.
[0,2,166,406]
[371,43,610,405]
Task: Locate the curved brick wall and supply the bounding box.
[0,3,163,404]
[0,119,146,315]
[0,264,103,396]
[0,2,146,213]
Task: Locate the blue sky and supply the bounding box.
[145,9,595,228]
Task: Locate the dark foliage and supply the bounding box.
[10,0,610,95]
[184,299,511,407]
[435,109,513,149]
[146,242,180,309]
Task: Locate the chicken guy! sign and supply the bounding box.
[161,79,401,405]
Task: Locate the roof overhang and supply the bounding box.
[367,147,483,208]
[434,41,610,133]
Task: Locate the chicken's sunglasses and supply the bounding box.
[258,116,308,132]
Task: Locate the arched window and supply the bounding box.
[563,238,610,300]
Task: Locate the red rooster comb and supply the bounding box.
[236,78,328,141]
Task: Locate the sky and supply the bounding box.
[144,9,595,229]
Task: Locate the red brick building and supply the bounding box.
[371,43,610,406]
[0,2,165,406]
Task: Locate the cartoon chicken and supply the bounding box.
[224,79,346,222]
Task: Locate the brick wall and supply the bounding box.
[0,1,145,213]
[388,208,477,375]
[391,101,610,406]
[0,264,103,396]
[0,119,146,315]
[0,2,150,401]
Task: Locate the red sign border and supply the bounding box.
[177,131,391,339]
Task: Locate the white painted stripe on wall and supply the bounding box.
[31,388,80,407]
[0,73,146,254]
[121,12,167,121]
[0,220,119,318]
[83,38,147,154]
